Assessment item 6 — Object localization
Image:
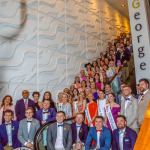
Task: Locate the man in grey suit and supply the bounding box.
[47,111,72,150]
[138,78,150,126]
[18,107,40,149]
[121,85,139,133]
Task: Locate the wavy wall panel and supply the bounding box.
[0,0,130,101]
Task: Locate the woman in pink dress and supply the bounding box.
[0,95,16,124]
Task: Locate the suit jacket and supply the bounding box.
[121,95,138,129]
[0,143,3,150]
[71,122,88,144]
[112,127,137,150]
[15,98,35,121]
[18,118,40,146]
[138,89,150,126]
[85,126,111,150]
[36,108,56,123]
[47,122,72,150]
[0,121,21,148]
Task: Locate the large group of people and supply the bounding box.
[0,33,150,150]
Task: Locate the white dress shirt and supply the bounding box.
[119,128,126,150]
[42,109,49,121]
[124,95,131,115]
[24,99,28,109]
[76,123,81,142]
[55,123,64,150]
[5,122,12,146]
[96,131,101,149]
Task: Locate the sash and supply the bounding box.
[105,106,117,131]
[74,101,78,113]
[97,100,105,117]
[85,104,92,123]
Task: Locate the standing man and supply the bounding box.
[47,111,72,150]
[0,110,21,150]
[18,107,40,149]
[121,85,139,133]
[71,113,88,150]
[85,116,111,150]
[138,78,150,126]
[15,90,35,121]
[112,115,137,150]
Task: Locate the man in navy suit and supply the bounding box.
[15,90,35,121]
[112,115,137,150]
[71,113,88,149]
[36,99,56,125]
[0,110,21,149]
[85,116,111,150]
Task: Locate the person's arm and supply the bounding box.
[131,131,137,149]
[47,108,56,122]
[83,125,89,144]
[47,126,55,150]
[85,129,93,150]
[66,125,72,150]
[112,131,118,150]
[100,129,111,150]
[128,100,138,127]
[17,121,26,145]
[15,101,20,121]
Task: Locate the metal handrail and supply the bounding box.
[34,117,75,150]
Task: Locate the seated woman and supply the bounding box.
[73,91,86,116]
[0,95,16,124]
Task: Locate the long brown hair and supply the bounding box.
[1,95,13,107]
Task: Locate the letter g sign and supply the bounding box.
[132,0,140,9]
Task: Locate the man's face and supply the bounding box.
[122,87,131,96]
[43,100,50,110]
[25,109,33,119]
[22,90,29,99]
[75,114,84,125]
[105,85,111,92]
[56,113,65,123]
[4,112,13,123]
[139,81,148,92]
[116,117,126,129]
[95,118,103,129]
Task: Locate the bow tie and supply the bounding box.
[5,123,11,126]
[97,129,102,133]
[43,111,48,114]
[76,125,81,128]
[27,121,32,123]
[58,124,63,127]
[125,97,131,101]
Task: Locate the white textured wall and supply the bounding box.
[0,0,130,102]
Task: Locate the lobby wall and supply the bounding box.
[0,0,130,101]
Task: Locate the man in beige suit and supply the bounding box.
[121,85,139,133]
[138,78,150,126]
